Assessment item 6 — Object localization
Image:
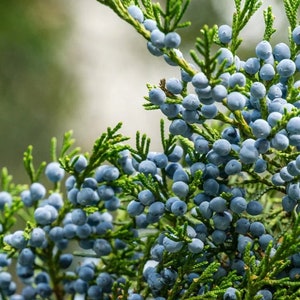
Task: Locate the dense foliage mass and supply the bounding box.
[1,0,300,299]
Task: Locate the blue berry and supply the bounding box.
[239,144,259,164]
[259,234,274,250]
[147,42,163,56]
[222,126,240,144]
[201,104,218,118]
[259,63,275,81]
[138,189,155,206]
[249,221,265,237]
[254,138,270,154]
[138,160,157,176]
[209,197,227,213]
[192,72,209,89]
[77,187,99,206]
[170,200,187,216]
[8,230,27,249]
[287,161,300,177]
[276,59,296,77]
[71,208,87,226]
[255,40,272,59]
[45,162,65,182]
[151,244,164,261]
[295,54,300,71]
[182,94,200,110]
[47,192,64,210]
[224,159,242,175]
[218,24,232,44]
[256,289,273,300]
[228,72,246,88]
[227,92,246,111]
[147,272,164,291]
[65,175,76,191]
[163,236,183,252]
[78,265,95,282]
[251,119,271,138]
[30,182,46,201]
[76,224,92,239]
[282,195,297,212]
[194,137,210,154]
[59,253,73,269]
[34,205,58,225]
[96,272,113,293]
[181,63,197,82]
[273,42,291,61]
[230,196,247,213]
[212,84,228,102]
[223,287,238,300]
[20,190,33,207]
[150,29,165,48]
[235,218,250,234]
[173,168,189,182]
[188,238,204,253]
[149,88,166,105]
[168,145,183,162]
[160,103,181,118]
[172,181,189,198]
[213,139,231,156]
[213,212,232,230]
[254,158,267,173]
[21,286,37,300]
[0,191,12,210]
[148,201,165,218]
[74,278,88,294]
[211,229,227,244]
[129,293,144,300]
[199,201,213,219]
[250,82,266,99]
[271,133,289,150]
[237,235,253,253]
[217,48,234,67]
[203,178,219,196]
[166,77,183,94]
[244,57,260,74]
[87,285,103,299]
[18,248,35,266]
[246,200,263,215]
[30,228,46,248]
[93,239,112,256]
[287,117,300,134]
[36,282,52,299]
[267,112,282,127]
[127,200,145,216]
[143,19,157,32]
[127,5,144,23]
[97,185,114,200]
[169,119,190,136]
[49,226,64,242]
[72,155,88,173]
[292,25,300,45]
[164,32,181,48]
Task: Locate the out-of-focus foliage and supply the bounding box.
[0,1,78,181]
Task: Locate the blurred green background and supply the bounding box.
[0,0,286,183]
[0,1,79,182]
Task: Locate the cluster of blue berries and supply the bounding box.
[1,3,300,300]
[128,3,300,299]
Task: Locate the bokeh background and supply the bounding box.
[0,0,288,182]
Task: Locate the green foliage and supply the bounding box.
[263,6,276,41]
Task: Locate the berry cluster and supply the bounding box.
[1,1,300,300]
